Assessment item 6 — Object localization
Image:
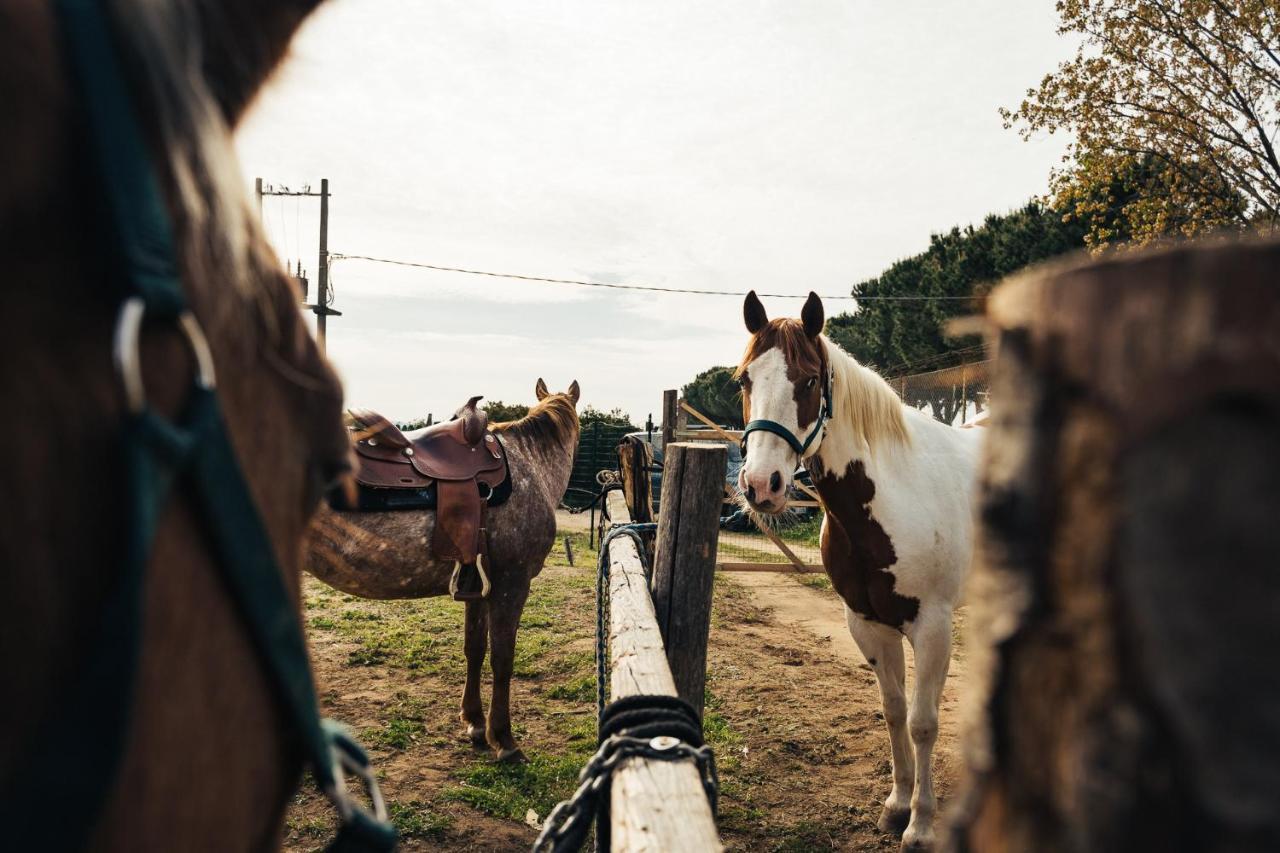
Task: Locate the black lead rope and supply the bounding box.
[532,525,719,853]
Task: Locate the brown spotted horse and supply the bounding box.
[306,379,581,764]
[735,291,980,851]
[0,0,396,850]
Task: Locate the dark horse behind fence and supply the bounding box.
[307,379,581,762]
[0,1,389,850]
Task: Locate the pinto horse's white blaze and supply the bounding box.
[737,291,981,852]
[739,348,810,510]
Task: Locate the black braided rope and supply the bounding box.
[531,694,718,853]
[531,526,718,853]
[599,694,704,747]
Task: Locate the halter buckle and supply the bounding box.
[112,297,216,414]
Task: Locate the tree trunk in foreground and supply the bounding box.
[948,238,1280,853]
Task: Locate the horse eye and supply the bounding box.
[806,376,818,390]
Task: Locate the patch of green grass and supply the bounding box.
[388,800,451,840]
[551,712,596,745]
[286,815,330,839]
[717,802,767,833]
[309,616,337,630]
[362,696,428,751]
[344,625,461,672]
[776,512,823,546]
[703,707,745,753]
[546,673,595,703]
[340,609,383,623]
[795,572,832,592]
[443,750,592,821]
[512,632,559,677]
[767,820,841,852]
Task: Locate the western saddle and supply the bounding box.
[334,396,510,601]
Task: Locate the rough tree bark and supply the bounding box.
[948,238,1280,853]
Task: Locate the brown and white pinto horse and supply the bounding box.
[2,1,348,849]
[736,292,981,851]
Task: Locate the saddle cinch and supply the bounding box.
[331,396,512,601]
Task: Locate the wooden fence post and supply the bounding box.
[661,389,677,449]
[651,442,726,717]
[617,436,655,525]
[950,239,1280,852]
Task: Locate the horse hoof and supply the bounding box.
[464,724,488,748]
[496,747,527,764]
[900,828,934,852]
[878,805,911,835]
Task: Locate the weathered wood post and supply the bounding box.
[651,442,726,717]
[605,490,722,851]
[949,239,1280,853]
[617,435,655,525]
[661,389,677,449]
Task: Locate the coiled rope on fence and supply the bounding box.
[531,523,719,853]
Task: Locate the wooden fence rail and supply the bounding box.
[605,486,722,851]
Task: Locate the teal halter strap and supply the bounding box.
[741,369,833,458]
[0,2,396,850]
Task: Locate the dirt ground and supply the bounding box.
[285,513,963,852]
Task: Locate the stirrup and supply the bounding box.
[448,554,491,601]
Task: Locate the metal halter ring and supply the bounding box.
[112,297,216,415]
[325,732,389,825]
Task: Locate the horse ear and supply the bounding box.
[201,1,327,126]
[801,291,824,338]
[744,291,768,334]
[535,378,550,401]
[567,380,581,404]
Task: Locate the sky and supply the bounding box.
[236,0,1073,425]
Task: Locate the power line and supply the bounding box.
[327,253,977,301]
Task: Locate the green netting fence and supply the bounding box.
[562,421,636,509]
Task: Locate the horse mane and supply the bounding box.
[823,337,911,448]
[111,0,272,313]
[490,394,580,446]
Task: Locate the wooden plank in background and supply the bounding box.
[718,561,825,573]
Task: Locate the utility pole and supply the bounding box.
[316,178,330,348]
[254,177,341,353]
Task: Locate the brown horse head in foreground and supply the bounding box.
[1,1,347,848]
[307,379,582,762]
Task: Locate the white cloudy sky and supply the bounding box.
[236,0,1072,424]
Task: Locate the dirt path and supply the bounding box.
[725,571,967,820]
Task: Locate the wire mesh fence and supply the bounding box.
[716,512,824,569]
[888,360,990,426]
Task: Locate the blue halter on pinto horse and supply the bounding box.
[1,0,393,849]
